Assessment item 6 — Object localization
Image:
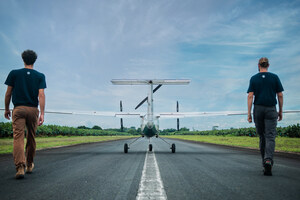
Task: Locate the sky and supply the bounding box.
[0,0,299,130]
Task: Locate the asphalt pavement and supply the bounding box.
[0,138,299,200]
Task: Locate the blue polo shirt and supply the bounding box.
[5,68,47,107]
[247,72,283,106]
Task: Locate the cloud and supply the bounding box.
[0,0,299,130]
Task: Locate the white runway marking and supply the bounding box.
[136,150,167,200]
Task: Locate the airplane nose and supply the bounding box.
[147,123,153,129]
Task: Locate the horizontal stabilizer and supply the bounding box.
[111,79,190,85]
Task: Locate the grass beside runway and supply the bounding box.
[163,135,300,153]
[0,135,136,154]
[1,135,299,154]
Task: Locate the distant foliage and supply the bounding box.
[0,122,13,137]
[277,124,300,138]
[174,127,257,137]
[92,125,102,130]
[0,122,299,138]
[0,123,126,137]
[160,124,300,138]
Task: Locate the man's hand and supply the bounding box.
[247,92,254,123]
[277,92,283,122]
[38,89,45,126]
[248,113,252,123]
[278,111,283,121]
[38,114,44,126]
[4,110,11,120]
[4,86,13,120]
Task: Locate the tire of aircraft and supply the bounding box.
[149,144,153,151]
[171,143,176,153]
[124,143,128,153]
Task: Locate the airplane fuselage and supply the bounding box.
[141,81,159,138]
[142,121,159,138]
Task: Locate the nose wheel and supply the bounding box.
[149,144,153,151]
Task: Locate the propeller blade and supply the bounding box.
[135,97,148,110]
[120,100,124,131]
[177,101,179,131]
[135,84,162,110]
[153,84,162,93]
[120,118,124,132]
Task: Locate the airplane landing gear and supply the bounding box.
[124,143,129,153]
[157,136,176,153]
[171,143,176,153]
[149,144,153,151]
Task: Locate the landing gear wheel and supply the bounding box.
[149,144,153,151]
[171,143,176,153]
[124,143,129,153]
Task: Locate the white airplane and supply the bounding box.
[111,79,192,153]
[1,79,300,153]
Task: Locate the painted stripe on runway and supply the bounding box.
[136,150,167,200]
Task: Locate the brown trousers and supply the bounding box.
[12,106,39,169]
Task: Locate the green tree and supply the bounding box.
[92,125,102,130]
[77,126,89,129]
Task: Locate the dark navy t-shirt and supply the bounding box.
[5,68,47,107]
[247,72,283,106]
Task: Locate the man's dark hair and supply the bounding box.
[258,57,269,68]
[22,50,37,65]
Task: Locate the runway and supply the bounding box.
[0,138,299,200]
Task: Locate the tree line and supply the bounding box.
[0,122,299,138]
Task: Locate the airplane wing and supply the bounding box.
[157,111,246,118]
[1,109,299,118]
[157,110,300,118]
[46,110,145,118]
[45,110,117,116]
[0,108,117,117]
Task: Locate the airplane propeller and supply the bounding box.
[135,84,162,110]
[120,101,124,132]
[177,101,180,131]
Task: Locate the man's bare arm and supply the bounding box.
[4,86,13,120]
[247,92,254,123]
[277,92,283,121]
[38,89,45,126]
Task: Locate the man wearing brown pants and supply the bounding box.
[4,50,46,179]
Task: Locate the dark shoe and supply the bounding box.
[26,163,34,174]
[263,160,272,176]
[15,166,25,179]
